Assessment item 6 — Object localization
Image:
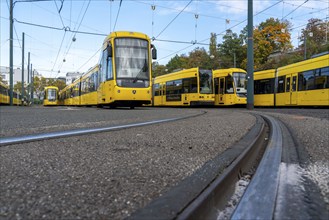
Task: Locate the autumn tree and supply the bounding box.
[252,18,292,70]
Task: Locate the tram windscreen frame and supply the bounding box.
[114,38,150,88]
[232,72,247,96]
[47,89,57,101]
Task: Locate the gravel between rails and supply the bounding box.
[0,109,255,219]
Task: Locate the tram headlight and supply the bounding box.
[117,80,122,87]
[145,81,149,87]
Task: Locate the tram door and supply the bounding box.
[161,84,166,105]
[218,78,225,104]
[285,74,298,105]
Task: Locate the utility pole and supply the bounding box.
[31,64,34,103]
[21,32,25,105]
[9,0,13,105]
[27,52,30,103]
[304,31,307,60]
[246,0,254,110]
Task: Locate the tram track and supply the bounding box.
[0,111,206,146]
[129,113,302,220]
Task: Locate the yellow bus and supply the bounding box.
[43,86,59,106]
[254,53,329,107]
[213,68,247,106]
[153,67,214,106]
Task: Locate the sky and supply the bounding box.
[1,0,328,79]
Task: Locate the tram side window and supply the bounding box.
[322,67,329,89]
[89,74,95,92]
[225,76,234,94]
[316,67,329,89]
[107,57,113,80]
[100,50,108,83]
[181,77,197,93]
[166,80,182,101]
[298,70,314,91]
[94,71,98,90]
[277,76,285,93]
[0,85,7,95]
[254,79,274,94]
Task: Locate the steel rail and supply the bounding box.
[231,114,282,219]
[129,114,268,220]
[0,111,206,146]
[175,114,270,220]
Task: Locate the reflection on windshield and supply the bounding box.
[233,72,247,94]
[48,89,56,101]
[199,70,213,94]
[115,38,149,81]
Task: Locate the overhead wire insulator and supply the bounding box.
[151,3,156,41]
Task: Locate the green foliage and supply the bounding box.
[218,29,246,68]
[166,54,189,73]
[152,62,168,77]
[299,18,329,59]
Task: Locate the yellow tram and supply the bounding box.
[0,82,22,105]
[254,54,329,107]
[59,31,157,109]
[213,68,247,106]
[153,67,214,106]
[43,86,59,106]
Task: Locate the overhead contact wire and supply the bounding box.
[155,0,193,39]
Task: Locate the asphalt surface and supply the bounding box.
[0,106,255,219]
[0,106,328,219]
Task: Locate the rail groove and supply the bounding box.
[129,114,268,220]
[231,114,282,219]
[129,114,289,220]
[0,111,206,146]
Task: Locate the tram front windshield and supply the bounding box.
[47,89,57,101]
[199,70,213,94]
[115,38,150,88]
[233,72,247,96]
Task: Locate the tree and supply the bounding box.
[218,29,246,69]
[300,18,329,58]
[152,62,167,77]
[53,79,66,90]
[187,47,211,69]
[166,54,188,73]
[33,76,47,100]
[252,18,292,69]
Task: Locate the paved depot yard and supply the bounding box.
[0,106,328,219]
